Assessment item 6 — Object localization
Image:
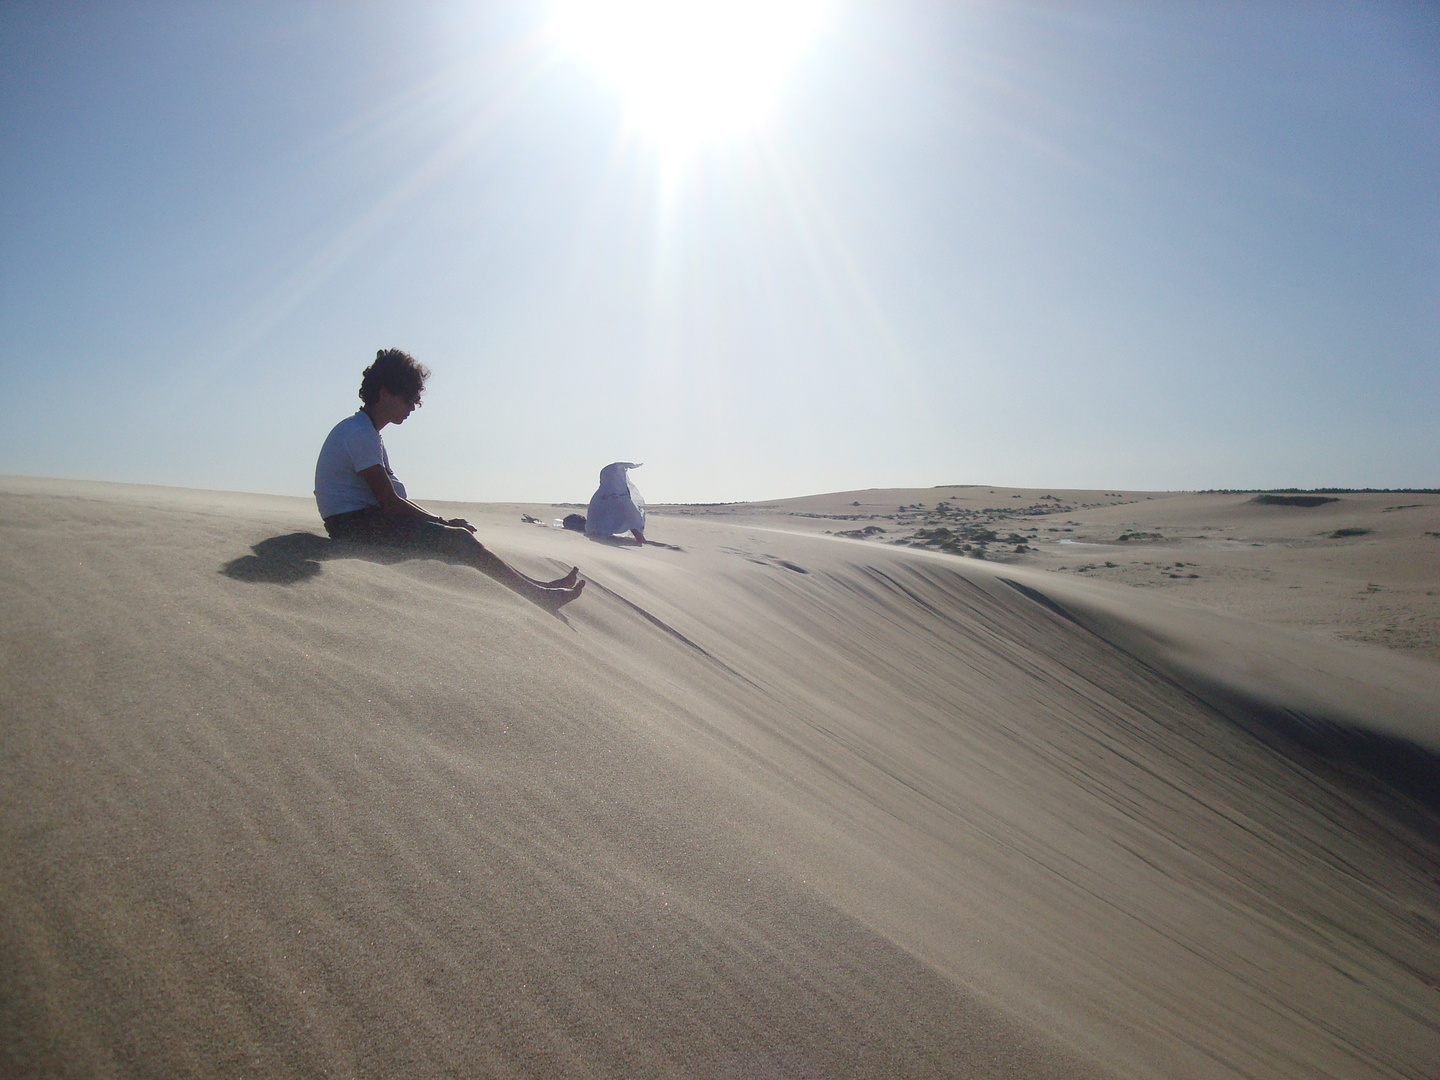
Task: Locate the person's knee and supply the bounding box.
[443,527,497,562]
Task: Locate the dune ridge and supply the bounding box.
[2,476,1438,1079]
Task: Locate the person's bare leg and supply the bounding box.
[446,532,584,608]
[631,528,645,546]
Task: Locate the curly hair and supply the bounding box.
[359,348,430,408]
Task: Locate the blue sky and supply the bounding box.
[1,1,1436,504]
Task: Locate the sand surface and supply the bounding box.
[2,476,1438,1079]
[673,485,1440,660]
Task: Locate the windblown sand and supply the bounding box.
[2,476,1437,1079]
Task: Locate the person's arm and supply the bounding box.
[358,464,475,531]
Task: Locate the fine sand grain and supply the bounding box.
[3,476,1438,1079]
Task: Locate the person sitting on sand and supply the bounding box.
[584,462,646,545]
[315,349,584,609]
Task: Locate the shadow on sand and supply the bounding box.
[221,532,579,621]
[584,535,684,552]
[1229,703,1440,823]
[221,532,469,586]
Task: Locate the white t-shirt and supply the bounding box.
[314,410,408,519]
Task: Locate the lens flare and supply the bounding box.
[550,0,826,152]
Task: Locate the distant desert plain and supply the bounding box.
[665,484,1440,662]
[2,475,1437,1079]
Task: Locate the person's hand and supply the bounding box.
[446,517,476,532]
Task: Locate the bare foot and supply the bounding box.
[522,567,579,589]
[535,579,585,611]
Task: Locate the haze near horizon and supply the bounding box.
[1,1,1435,504]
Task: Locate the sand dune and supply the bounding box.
[2,476,1438,1079]
[684,485,1440,661]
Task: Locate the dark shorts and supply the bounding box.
[323,507,463,554]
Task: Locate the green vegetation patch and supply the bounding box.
[1252,494,1339,508]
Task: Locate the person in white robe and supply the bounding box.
[584,462,646,545]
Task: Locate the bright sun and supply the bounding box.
[549,0,827,151]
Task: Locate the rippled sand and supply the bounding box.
[3,476,1437,1078]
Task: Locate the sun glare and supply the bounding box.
[550,0,826,151]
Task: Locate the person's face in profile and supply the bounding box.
[374,388,417,427]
